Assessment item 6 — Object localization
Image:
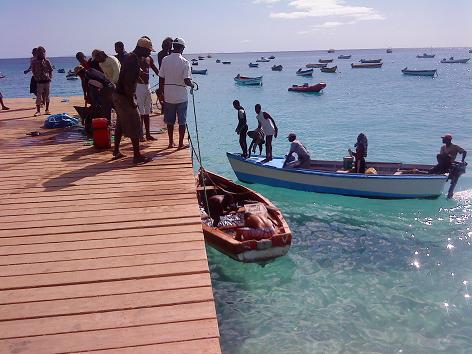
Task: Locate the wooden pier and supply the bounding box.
[0,97,220,353]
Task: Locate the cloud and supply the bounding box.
[312,21,343,29]
[264,0,385,22]
[253,0,281,3]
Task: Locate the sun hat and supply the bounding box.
[173,38,186,47]
[137,37,155,52]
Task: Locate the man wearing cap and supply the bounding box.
[283,133,311,169]
[430,134,467,174]
[112,37,154,164]
[157,37,194,149]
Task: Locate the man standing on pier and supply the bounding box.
[158,37,193,149]
[31,46,53,116]
[112,37,154,164]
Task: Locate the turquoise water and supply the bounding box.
[2,48,472,353]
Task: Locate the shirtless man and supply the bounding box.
[235,212,275,241]
[137,36,160,141]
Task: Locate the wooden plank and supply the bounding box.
[0,260,210,290]
[0,301,217,339]
[0,286,214,321]
[0,273,211,305]
[0,318,219,354]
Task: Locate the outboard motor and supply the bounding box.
[447,161,467,198]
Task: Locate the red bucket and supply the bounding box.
[92,118,110,149]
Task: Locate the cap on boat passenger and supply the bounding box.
[287,132,296,139]
[173,38,186,47]
[137,37,155,52]
[442,133,453,140]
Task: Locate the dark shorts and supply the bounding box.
[113,93,142,139]
[163,101,188,125]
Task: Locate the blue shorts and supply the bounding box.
[163,101,188,125]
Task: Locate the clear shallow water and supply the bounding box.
[2,48,472,353]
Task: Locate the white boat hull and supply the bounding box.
[227,153,447,199]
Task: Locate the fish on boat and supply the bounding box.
[306,63,328,68]
[288,82,326,93]
[234,74,263,86]
[222,61,231,64]
[57,68,65,73]
[296,68,314,76]
[248,62,259,68]
[351,62,383,68]
[386,48,393,53]
[320,65,337,73]
[319,58,333,63]
[191,68,208,75]
[360,59,382,63]
[328,49,335,53]
[256,57,271,62]
[417,53,435,58]
[196,169,292,262]
[338,54,351,59]
[268,55,275,59]
[440,57,470,64]
[226,153,450,199]
[271,65,283,71]
[402,67,437,77]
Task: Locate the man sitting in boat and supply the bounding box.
[283,133,311,169]
[235,212,275,241]
[430,134,467,174]
[348,133,368,173]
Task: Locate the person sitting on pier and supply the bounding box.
[235,212,275,241]
[283,133,311,169]
[248,128,265,157]
[348,133,368,173]
[430,134,467,174]
[233,100,248,158]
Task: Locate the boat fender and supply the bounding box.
[257,239,272,250]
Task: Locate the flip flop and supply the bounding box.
[133,155,151,164]
[112,152,126,160]
[177,144,189,150]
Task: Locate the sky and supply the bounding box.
[0,0,471,58]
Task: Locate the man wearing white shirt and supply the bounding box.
[157,37,194,149]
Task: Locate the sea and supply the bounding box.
[1,48,472,353]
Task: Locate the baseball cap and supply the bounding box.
[173,38,186,47]
[441,133,453,140]
[287,132,296,139]
[137,37,155,52]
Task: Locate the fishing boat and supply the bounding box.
[196,169,292,262]
[360,59,382,63]
[440,57,470,64]
[234,74,263,86]
[256,57,271,62]
[268,55,275,59]
[198,56,205,60]
[192,61,199,66]
[207,54,212,58]
[328,49,335,53]
[296,68,314,76]
[386,48,393,53]
[66,74,78,80]
[338,54,351,59]
[306,63,328,68]
[319,59,333,63]
[222,61,231,64]
[248,62,259,68]
[216,59,221,63]
[401,67,437,77]
[0,74,5,79]
[57,68,65,73]
[191,58,198,62]
[191,68,208,75]
[351,62,383,68]
[320,66,337,73]
[226,153,449,199]
[469,49,472,53]
[288,82,326,93]
[417,53,435,58]
[271,65,283,71]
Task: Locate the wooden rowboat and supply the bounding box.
[351,62,383,68]
[248,62,259,68]
[338,54,351,59]
[271,65,283,71]
[306,63,327,68]
[234,74,263,86]
[191,68,208,75]
[196,169,292,262]
[402,67,437,77]
[360,58,382,63]
[417,53,435,58]
[319,58,333,63]
[440,57,470,64]
[288,82,326,93]
[296,68,313,76]
[320,65,337,73]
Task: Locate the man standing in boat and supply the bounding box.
[430,134,467,174]
[283,133,311,169]
[233,100,248,158]
[255,104,278,163]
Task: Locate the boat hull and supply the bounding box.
[338,55,351,59]
[351,63,383,68]
[234,75,263,85]
[288,83,326,93]
[227,153,447,199]
[402,69,436,77]
[440,59,470,63]
[191,69,208,75]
